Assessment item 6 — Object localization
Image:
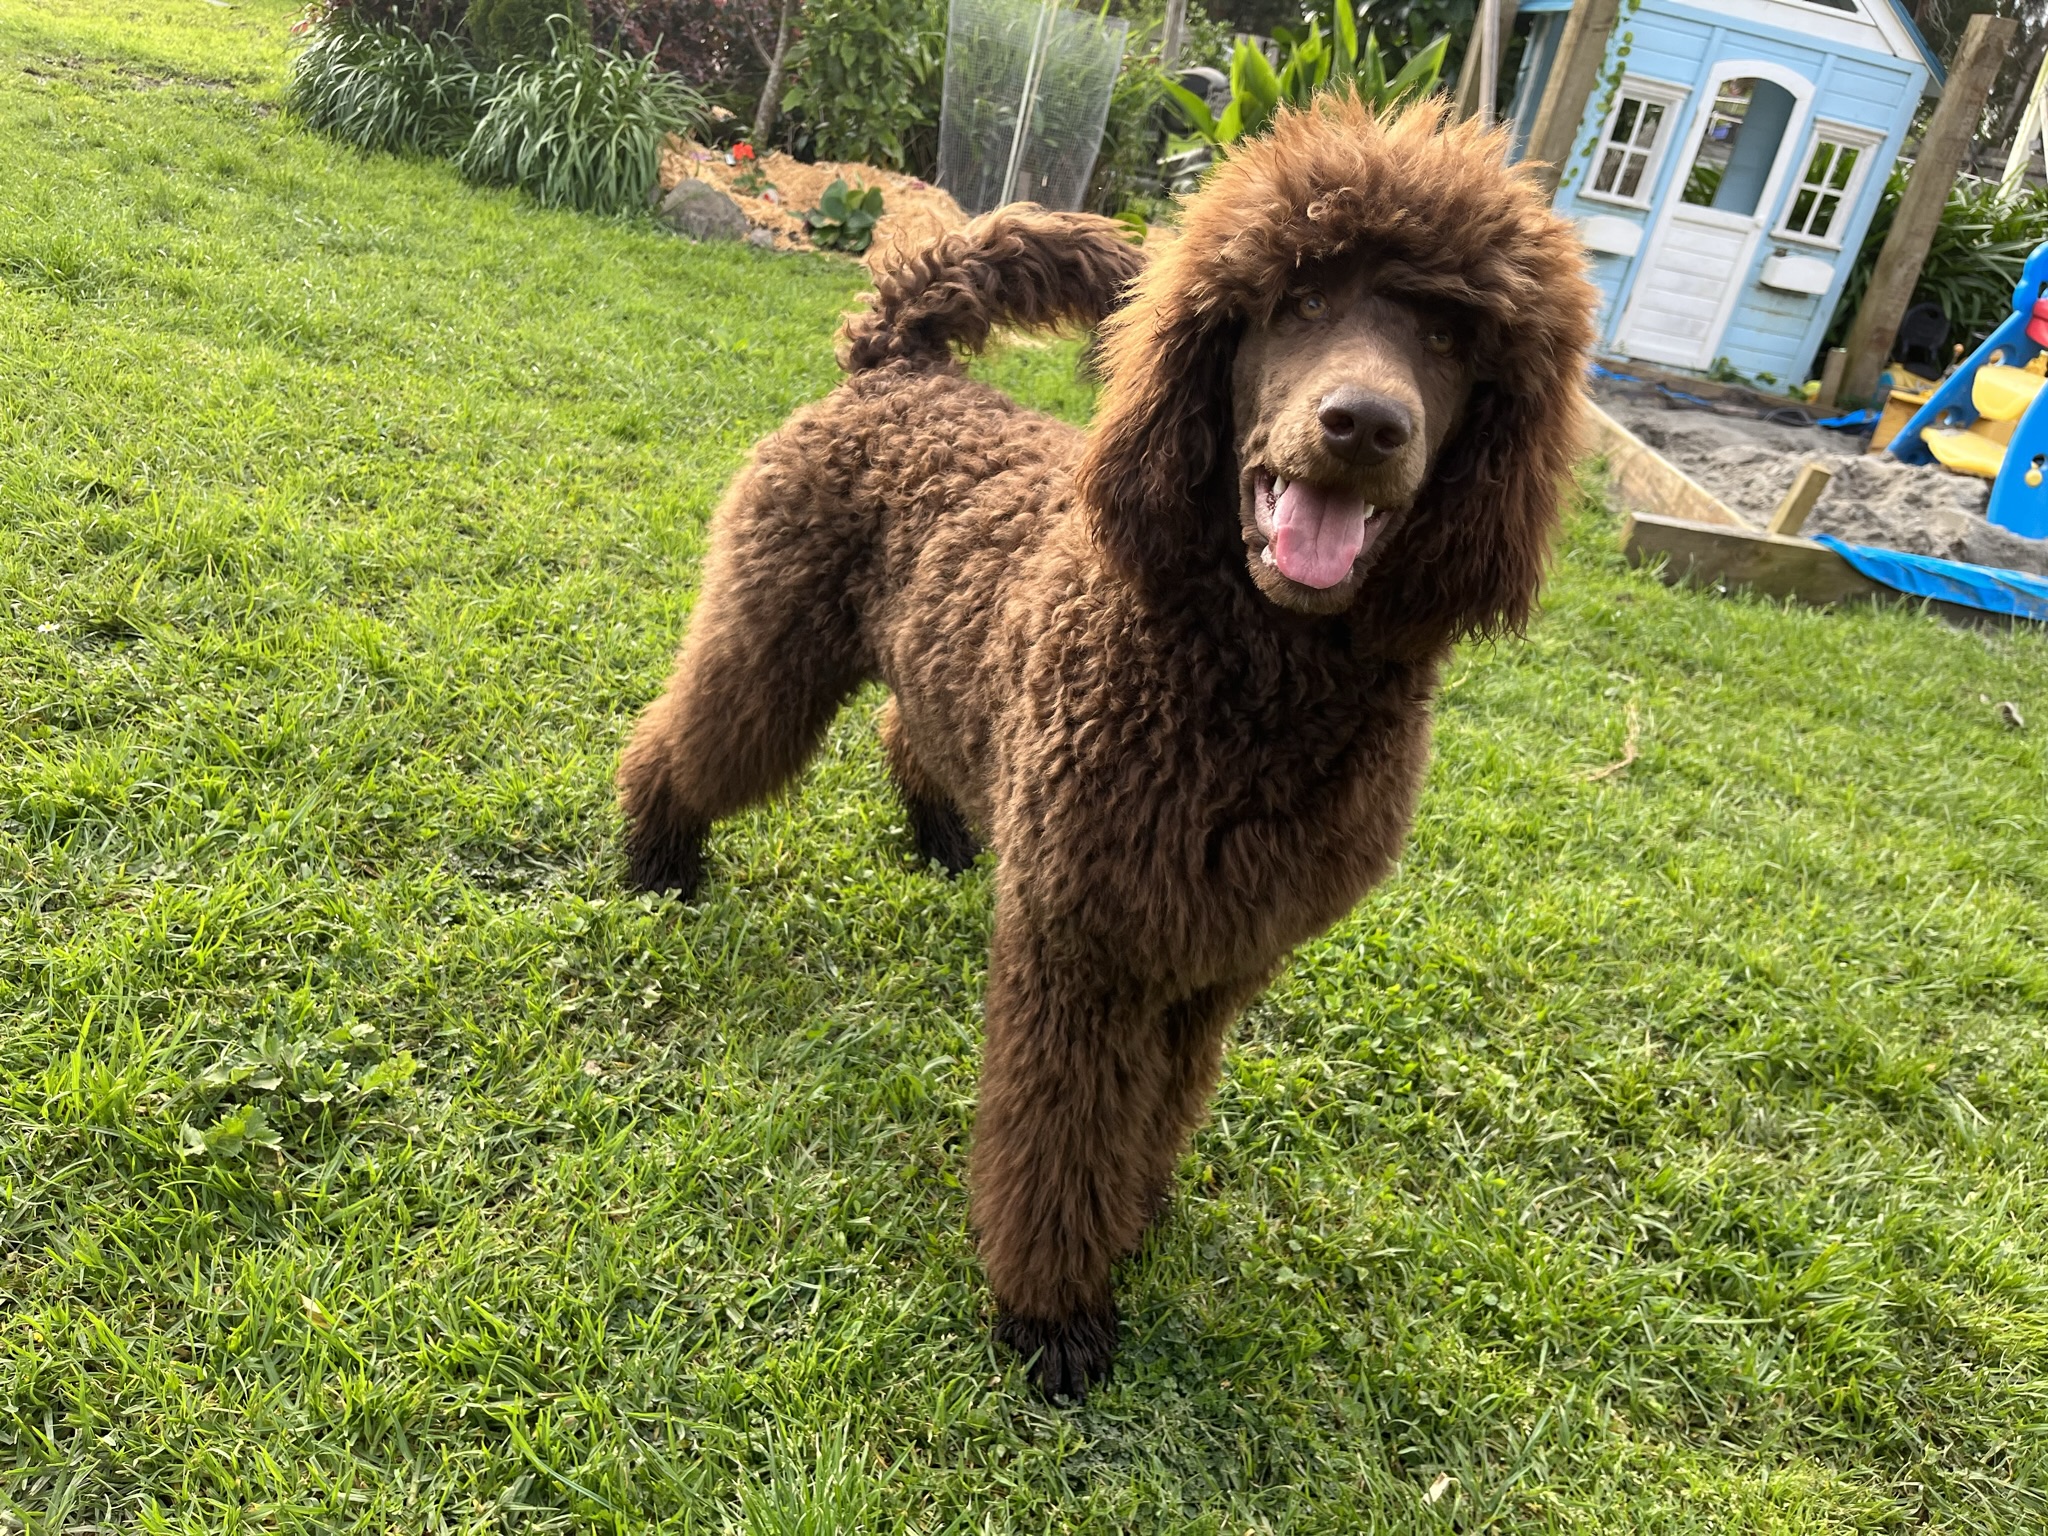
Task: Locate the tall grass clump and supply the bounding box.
[458,30,701,213]
[287,21,492,156]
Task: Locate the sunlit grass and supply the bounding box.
[5,3,2048,1530]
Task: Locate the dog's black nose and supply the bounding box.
[1318,388,1413,464]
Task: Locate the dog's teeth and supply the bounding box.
[1273,476,1288,497]
[1363,504,1378,520]
[1260,546,1277,567]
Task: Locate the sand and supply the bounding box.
[1595,390,2048,578]
[657,137,968,273]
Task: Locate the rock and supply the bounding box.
[746,228,776,250]
[658,179,747,242]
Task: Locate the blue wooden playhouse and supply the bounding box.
[1501,0,1944,384]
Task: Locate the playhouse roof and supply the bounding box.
[1885,0,1946,87]
[1516,0,1944,88]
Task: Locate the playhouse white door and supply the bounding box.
[1620,211,1757,368]
[1618,73,1807,371]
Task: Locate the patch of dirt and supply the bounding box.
[658,137,968,273]
[1595,386,2048,578]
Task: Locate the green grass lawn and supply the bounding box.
[6,4,2048,1530]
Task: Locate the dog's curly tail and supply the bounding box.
[839,205,1147,373]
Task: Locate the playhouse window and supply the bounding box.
[1585,81,1686,206]
[1679,78,1798,217]
[1775,125,1882,245]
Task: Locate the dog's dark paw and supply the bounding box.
[623,811,707,899]
[905,794,981,877]
[994,1304,1119,1401]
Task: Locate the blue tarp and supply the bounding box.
[1815,536,2048,622]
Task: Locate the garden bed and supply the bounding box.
[658,135,967,269]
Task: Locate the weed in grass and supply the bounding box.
[5,2,2048,1530]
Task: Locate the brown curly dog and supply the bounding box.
[618,98,1597,1398]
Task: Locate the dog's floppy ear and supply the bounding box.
[1365,376,1587,644]
[1076,280,1239,580]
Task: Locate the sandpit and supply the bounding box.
[657,137,968,273]
[1595,387,2048,578]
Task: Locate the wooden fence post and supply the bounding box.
[1839,13,2017,406]
[1521,0,1622,195]
[1453,0,1518,125]
[1815,346,1848,409]
[1160,0,1187,69]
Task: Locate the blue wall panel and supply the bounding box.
[1819,56,1920,127]
[1620,13,1717,83]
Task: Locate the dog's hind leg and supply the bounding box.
[880,697,981,875]
[617,483,868,897]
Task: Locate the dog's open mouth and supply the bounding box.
[1252,468,1386,590]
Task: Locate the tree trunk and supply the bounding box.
[752,0,796,147]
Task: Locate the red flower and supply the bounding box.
[733,142,756,161]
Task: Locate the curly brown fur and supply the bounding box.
[618,100,1596,1400]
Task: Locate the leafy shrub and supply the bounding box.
[1826,165,2048,358]
[1087,51,1173,216]
[467,0,590,61]
[302,0,474,41]
[459,33,703,212]
[1082,0,1233,216]
[1166,0,1446,146]
[1361,0,1475,70]
[586,0,783,108]
[778,0,944,172]
[288,20,493,156]
[803,177,883,251]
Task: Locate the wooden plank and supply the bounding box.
[1839,13,2017,404]
[1582,400,1754,528]
[1596,357,1821,419]
[1522,0,1622,197]
[1621,513,1890,605]
[1766,462,1833,536]
[1815,346,1847,411]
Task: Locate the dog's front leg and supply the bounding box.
[969,909,1167,1400]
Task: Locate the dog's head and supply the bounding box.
[1078,98,1597,641]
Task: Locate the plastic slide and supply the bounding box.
[1888,242,2048,539]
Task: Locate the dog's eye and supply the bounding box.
[1294,291,1328,320]
[1422,329,1456,357]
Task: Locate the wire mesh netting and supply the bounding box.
[936,0,1129,216]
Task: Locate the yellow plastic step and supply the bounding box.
[1971,363,2047,421]
[1924,425,2010,479]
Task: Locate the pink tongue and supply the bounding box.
[1271,480,1369,589]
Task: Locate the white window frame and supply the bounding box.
[1580,77,1691,210]
[1772,121,1884,249]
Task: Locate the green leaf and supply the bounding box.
[1162,79,1220,143]
[1359,30,1386,99]
[1231,40,1282,119]
[357,1051,417,1096]
[1230,41,1281,138]
[1332,0,1358,80]
[1381,35,1447,109]
[1215,97,1247,145]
